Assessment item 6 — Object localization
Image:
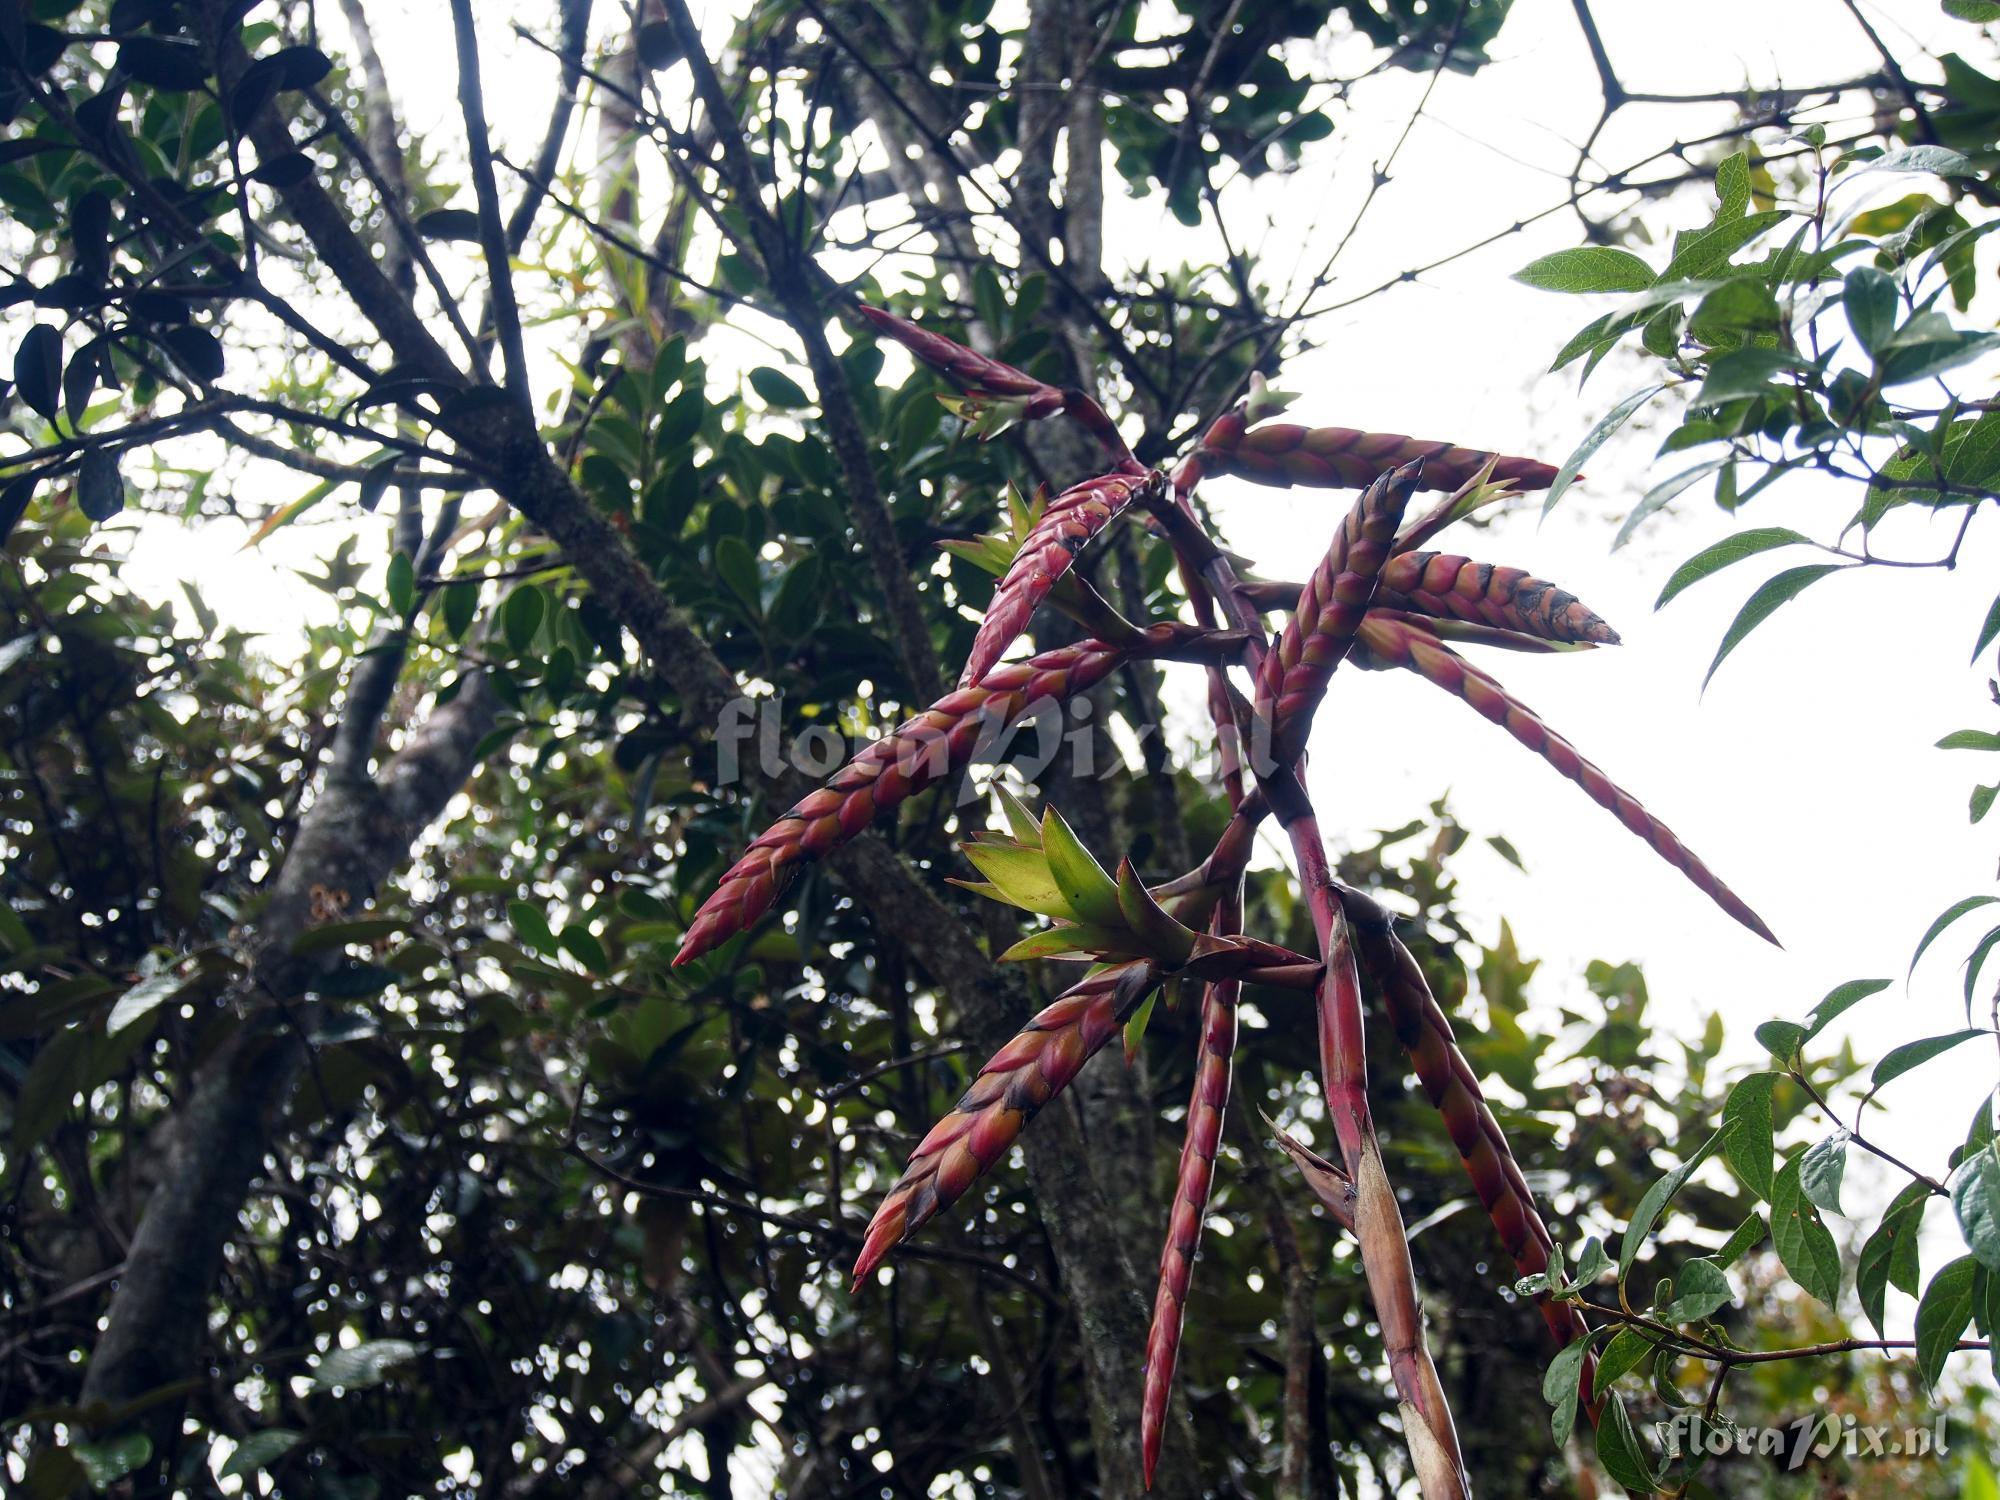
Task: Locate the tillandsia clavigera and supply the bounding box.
[674,306,1778,1497]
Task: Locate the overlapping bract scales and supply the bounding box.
[855,303,1063,411]
[1256,464,1418,761]
[1140,973,1237,1487]
[851,964,1144,1286]
[1377,551,1620,646]
[673,639,1134,965]
[1353,612,1777,944]
[961,472,1147,687]
[1338,888,1589,1357]
[1201,420,1560,494]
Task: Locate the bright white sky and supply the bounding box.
[111,0,1997,1355]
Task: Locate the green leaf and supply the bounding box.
[1873,1028,1987,1090]
[1849,144,1978,180]
[507,900,559,958]
[1703,564,1844,689]
[502,583,547,652]
[1843,266,1900,356]
[0,900,34,956]
[107,971,184,1034]
[1954,1141,2000,1272]
[1717,1211,1766,1265]
[1804,978,1892,1041]
[1713,151,1750,223]
[443,580,478,640]
[1963,926,2000,1019]
[1654,527,1812,608]
[220,1431,303,1481]
[1660,209,1788,282]
[1543,1330,1597,1446]
[996,924,1137,962]
[1620,1128,1726,1278]
[1938,730,2000,751]
[1976,592,2000,663]
[1912,895,2000,976]
[1122,984,1160,1062]
[1771,1154,1842,1306]
[1038,806,1123,927]
[1613,459,1731,550]
[1800,1133,1849,1215]
[1662,1258,1734,1323]
[1594,1394,1657,1493]
[1695,347,1804,403]
[385,550,415,617]
[1574,1236,1612,1286]
[1973,785,1997,824]
[958,841,1074,919]
[559,924,610,975]
[1595,1327,1656,1389]
[313,1337,422,1391]
[1722,1073,1776,1200]
[1916,1255,1978,1388]
[1754,1019,1807,1062]
[1543,384,1667,517]
[749,367,811,409]
[1858,1181,1931,1336]
[714,536,762,618]
[1946,0,2000,19]
[992,784,1042,844]
[1513,247,1656,294]
[70,1433,152,1489]
[1881,329,2000,386]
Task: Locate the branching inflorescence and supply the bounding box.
[675,309,1776,1496]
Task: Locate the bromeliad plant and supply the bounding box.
[673,309,1778,1496]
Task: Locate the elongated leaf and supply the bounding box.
[1543,384,1666,517]
[1872,1027,1987,1090]
[107,971,184,1034]
[1717,1211,1765,1265]
[1594,1393,1657,1493]
[1660,209,1788,282]
[1954,1141,2000,1273]
[1912,895,2000,977]
[1620,1128,1726,1277]
[1039,806,1122,927]
[959,841,1074,919]
[220,1431,302,1481]
[1843,266,1899,356]
[1916,1255,1978,1388]
[1594,1327,1656,1389]
[1800,1133,1849,1215]
[1939,730,2000,751]
[313,1337,421,1391]
[1703,564,1844,689]
[1858,1181,1932,1337]
[1722,1073,1776,1201]
[1655,527,1812,608]
[1514,246,1656,294]
[1614,459,1730,550]
[1771,1154,1841,1306]
[1804,978,1892,1041]
[1543,1330,1597,1446]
